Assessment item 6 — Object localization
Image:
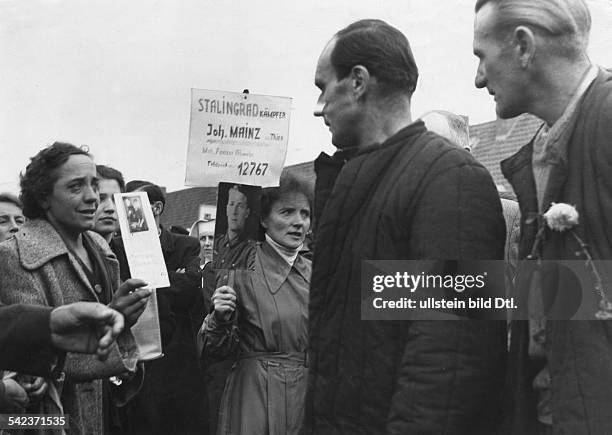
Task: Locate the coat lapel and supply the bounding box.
[17,219,98,300]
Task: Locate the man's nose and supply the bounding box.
[475,64,486,89]
[314,101,324,117]
[8,218,20,234]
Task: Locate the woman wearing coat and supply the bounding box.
[0,142,150,434]
[200,175,312,435]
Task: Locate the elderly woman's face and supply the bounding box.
[262,192,310,250]
[43,154,99,237]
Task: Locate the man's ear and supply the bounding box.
[513,26,536,68]
[349,65,370,99]
[152,201,164,216]
[260,216,268,230]
[245,207,250,219]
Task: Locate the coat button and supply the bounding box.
[94,284,103,294]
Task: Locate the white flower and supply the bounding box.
[543,202,579,232]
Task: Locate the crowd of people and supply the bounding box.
[2,0,611,433]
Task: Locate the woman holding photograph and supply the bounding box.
[200,175,312,435]
[0,142,150,434]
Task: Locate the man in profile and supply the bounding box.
[305,19,507,434]
[473,0,612,432]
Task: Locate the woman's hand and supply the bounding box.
[109,279,151,328]
[212,286,237,322]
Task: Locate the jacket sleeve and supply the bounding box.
[63,331,140,382]
[387,159,507,433]
[0,304,59,377]
[163,238,201,311]
[198,311,240,361]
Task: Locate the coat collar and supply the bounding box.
[16,219,71,270]
[501,121,570,214]
[15,219,118,301]
[257,241,311,295]
[159,226,175,253]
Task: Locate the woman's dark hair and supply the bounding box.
[20,142,91,219]
[260,173,314,237]
[96,164,126,192]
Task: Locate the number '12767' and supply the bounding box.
[238,162,268,176]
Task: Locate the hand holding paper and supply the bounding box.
[109,279,151,327]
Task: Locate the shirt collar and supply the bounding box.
[534,64,598,164]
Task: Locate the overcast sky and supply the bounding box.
[2,0,611,194]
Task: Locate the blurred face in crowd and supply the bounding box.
[0,201,25,242]
[42,154,99,239]
[314,38,361,148]
[473,3,527,119]
[93,178,122,240]
[226,188,249,236]
[262,192,311,250]
[196,221,215,264]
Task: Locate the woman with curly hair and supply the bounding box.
[0,141,150,434]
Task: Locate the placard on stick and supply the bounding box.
[186,89,291,187]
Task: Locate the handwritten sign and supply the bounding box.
[185,89,291,187]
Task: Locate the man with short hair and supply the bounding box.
[92,170,178,433]
[305,19,507,434]
[213,185,256,270]
[125,182,206,434]
[473,0,612,433]
[0,193,25,243]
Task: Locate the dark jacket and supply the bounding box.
[122,227,206,434]
[110,236,176,345]
[501,68,612,435]
[0,304,57,375]
[305,121,507,434]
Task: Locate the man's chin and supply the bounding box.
[496,105,524,120]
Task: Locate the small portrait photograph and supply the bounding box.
[123,195,149,233]
[213,183,262,270]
